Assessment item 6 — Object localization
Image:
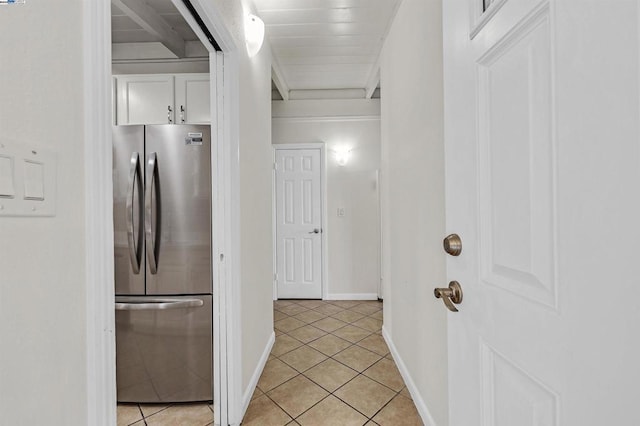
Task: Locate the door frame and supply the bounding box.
[375,169,383,300]
[272,143,328,300]
[83,1,242,425]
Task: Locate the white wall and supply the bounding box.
[237,39,274,393]
[380,0,448,425]
[0,2,273,425]
[0,3,88,425]
[272,99,381,299]
[206,0,275,422]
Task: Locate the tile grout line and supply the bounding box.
[368,387,406,423]
[276,335,378,373]
[274,312,388,377]
[259,384,297,423]
[265,367,368,423]
[322,365,402,420]
[276,304,381,319]
[273,323,375,359]
[279,322,396,421]
[268,300,387,425]
[306,369,386,422]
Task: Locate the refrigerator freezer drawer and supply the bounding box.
[115,295,213,403]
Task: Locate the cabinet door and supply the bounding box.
[116,75,174,125]
[174,74,210,124]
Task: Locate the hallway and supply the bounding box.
[242,300,422,425]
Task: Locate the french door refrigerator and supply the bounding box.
[113,124,212,403]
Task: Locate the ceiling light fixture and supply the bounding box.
[245,13,265,58]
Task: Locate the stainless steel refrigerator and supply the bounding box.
[113,124,212,403]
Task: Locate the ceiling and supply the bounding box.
[254,0,401,98]
[111,0,201,59]
[111,0,399,98]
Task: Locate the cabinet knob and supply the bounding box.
[167,105,173,124]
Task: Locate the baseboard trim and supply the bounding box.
[325,293,379,300]
[382,326,438,426]
[240,331,275,420]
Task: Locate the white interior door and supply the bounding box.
[275,148,323,299]
[444,1,640,424]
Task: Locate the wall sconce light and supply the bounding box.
[334,148,352,166]
[245,13,265,58]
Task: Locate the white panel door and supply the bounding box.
[175,74,211,124]
[275,148,323,299]
[116,75,174,125]
[444,1,640,424]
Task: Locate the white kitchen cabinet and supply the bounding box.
[175,74,210,124]
[115,74,175,125]
[114,73,210,125]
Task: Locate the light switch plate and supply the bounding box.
[0,141,56,217]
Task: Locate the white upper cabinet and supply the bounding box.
[115,75,175,125]
[174,74,210,125]
[114,74,210,125]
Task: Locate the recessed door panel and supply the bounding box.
[477,12,556,308]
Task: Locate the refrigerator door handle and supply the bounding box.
[126,152,143,274]
[145,152,160,274]
[115,297,204,311]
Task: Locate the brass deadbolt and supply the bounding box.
[443,234,462,256]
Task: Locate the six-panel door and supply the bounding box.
[275,148,323,299]
[443,0,640,424]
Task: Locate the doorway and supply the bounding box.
[85,1,240,425]
[111,0,217,423]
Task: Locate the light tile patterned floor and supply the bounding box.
[243,300,423,426]
[117,402,213,425]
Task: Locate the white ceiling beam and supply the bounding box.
[364,61,380,99]
[363,0,403,98]
[112,0,186,58]
[112,42,208,61]
[271,54,290,101]
[289,89,366,100]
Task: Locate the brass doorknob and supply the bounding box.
[443,234,462,256]
[434,281,463,312]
